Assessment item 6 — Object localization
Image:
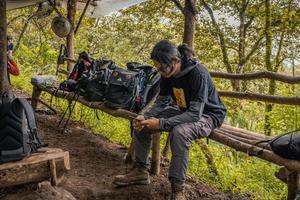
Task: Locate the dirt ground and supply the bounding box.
[0,104,251,200]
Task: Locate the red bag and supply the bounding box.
[7,60,20,76]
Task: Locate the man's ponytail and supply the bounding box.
[177,43,195,62]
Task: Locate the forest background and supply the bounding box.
[6,0,300,199]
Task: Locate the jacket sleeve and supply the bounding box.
[144,77,172,118]
[144,95,171,119]
[159,73,208,131]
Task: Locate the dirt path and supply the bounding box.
[1,109,250,200]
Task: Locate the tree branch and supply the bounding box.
[219,91,300,105]
[170,0,184,14]
[200,0,233,73]
[210,70,300,84]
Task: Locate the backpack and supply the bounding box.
[126,62,160,112]
[249,129,300,160]
[105,63,160,112]
[270,130,300,160]
[84,67,113,101]
[105,67,139,110]
[81,58,116,101]
[0,95,43,164]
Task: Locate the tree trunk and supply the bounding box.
[183,0,196,48]
[264,0,273,135]
[0,0,10,95]
[66,0,76,73]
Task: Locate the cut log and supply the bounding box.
[215,129,272,151]
[221,124,271,140]
[0,148,70,188]
[210,131,300,173]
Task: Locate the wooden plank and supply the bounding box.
[0,148,70,188]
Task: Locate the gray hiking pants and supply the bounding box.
[134,106,214,184]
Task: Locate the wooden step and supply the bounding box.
[0,148,70,188]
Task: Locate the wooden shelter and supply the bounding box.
[2,0,300,199]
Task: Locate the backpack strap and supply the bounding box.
[16,98,43,150]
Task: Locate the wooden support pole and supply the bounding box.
[49,159,58,186]
[0,0,10,95]
[31,86,42,111]
[197,139,218,176]
[151,132,161,175]
[210,131,300,173]
[287,171,300,200]
[66,0,76,73]
[162,134,170,158]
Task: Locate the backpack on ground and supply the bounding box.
[249,129,300,160]
[0,95,43,164]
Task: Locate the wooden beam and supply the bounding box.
[209,131,300,173]
[0,148,70,188]
[210,71,300,84]
[66,0,76,73]
[219,91,300,105]
[0,0,10,95]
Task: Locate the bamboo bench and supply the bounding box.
[0,148,70,188]
[31,82,300,200]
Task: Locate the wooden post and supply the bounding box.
[287,171,300,200]
[0,0,10,95]
[49,159,58,186]
[162,134,170,158]
[31,86,42,111]
[151,132,161,175]
[66,0,76,73]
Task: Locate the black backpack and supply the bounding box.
[82,58,116,101]
[105,67,139,110]
[249,129,300,160]
[127,62,160,112]
[269,130,300,160]
[0,95,43,164]
[105,63,160,112]
[84,67,113,101]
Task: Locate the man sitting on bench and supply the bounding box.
[113,40,227,200]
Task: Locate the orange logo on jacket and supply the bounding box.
[173,88,187,109]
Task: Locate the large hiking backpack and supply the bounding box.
[0,95,43,164]
[59,51,93,92]
[105,63,160,112]
[82,58,116,101]
[249,129,300,160]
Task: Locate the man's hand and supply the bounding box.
[133,115,145,132]
[140,117,160,130]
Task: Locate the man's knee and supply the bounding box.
[170,125,190,150]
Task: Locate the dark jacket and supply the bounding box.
[144,58,226,131]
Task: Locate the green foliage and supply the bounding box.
[6,0,300,199]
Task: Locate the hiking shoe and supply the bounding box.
[170,183,186,200]
[113,167,150,186]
